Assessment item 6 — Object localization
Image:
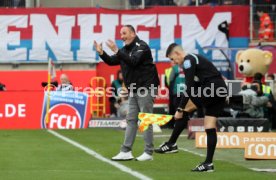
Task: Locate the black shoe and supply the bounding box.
[191,162,214,172]
[154,142,178,154]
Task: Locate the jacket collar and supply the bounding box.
[125,36,140,50]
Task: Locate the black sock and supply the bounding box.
[168,113,189,145]
[204,128,217,164]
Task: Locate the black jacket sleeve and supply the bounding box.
[99,51,120,66]
[116,43,149,67]
[178,57,197,108]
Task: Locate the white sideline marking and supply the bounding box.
[179,148,205,157]
[179,148,224,161]
[250,168,276,173]
[47,130,152,180]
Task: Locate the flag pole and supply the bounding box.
[45,58,52,125]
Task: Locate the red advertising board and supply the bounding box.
[0,70,95,129]
[0,91,43,129]
[0,91,91,129]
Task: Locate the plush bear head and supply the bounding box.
[236,48,273,77]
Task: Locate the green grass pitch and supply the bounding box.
[0,129,275,180]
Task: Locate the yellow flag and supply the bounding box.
[138,113,173,132]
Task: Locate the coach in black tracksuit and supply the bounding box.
[166,43,227,172]
[94,25,159,161]
[98,37,159,91]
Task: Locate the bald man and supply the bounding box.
[57,74,73,91]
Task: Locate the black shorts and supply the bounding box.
[191,78,227,117]
[191,96,226,117]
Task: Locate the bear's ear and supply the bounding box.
[263,51,273,66]
[235,50,244,63]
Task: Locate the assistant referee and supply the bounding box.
[166,43,227,172]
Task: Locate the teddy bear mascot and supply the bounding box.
[236,48,273,86]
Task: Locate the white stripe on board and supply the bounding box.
[47,130,152,180]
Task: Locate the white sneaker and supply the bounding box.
[136,152,153,161]
[111,151,134,161]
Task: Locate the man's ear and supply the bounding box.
[236,50,244,63]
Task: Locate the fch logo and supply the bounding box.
[44,104,82,129]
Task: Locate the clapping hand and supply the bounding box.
[106,39,119,54]
[93,41,103,55]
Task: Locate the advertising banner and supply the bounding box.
[245,141,276,160]
[0,92,43,129]
[0,7,249,75]
[41,91,89,129]
[217,118,270,132]
[89,118,127,129]
[196,132,276,149]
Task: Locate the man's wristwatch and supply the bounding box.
[177,107,184,113]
